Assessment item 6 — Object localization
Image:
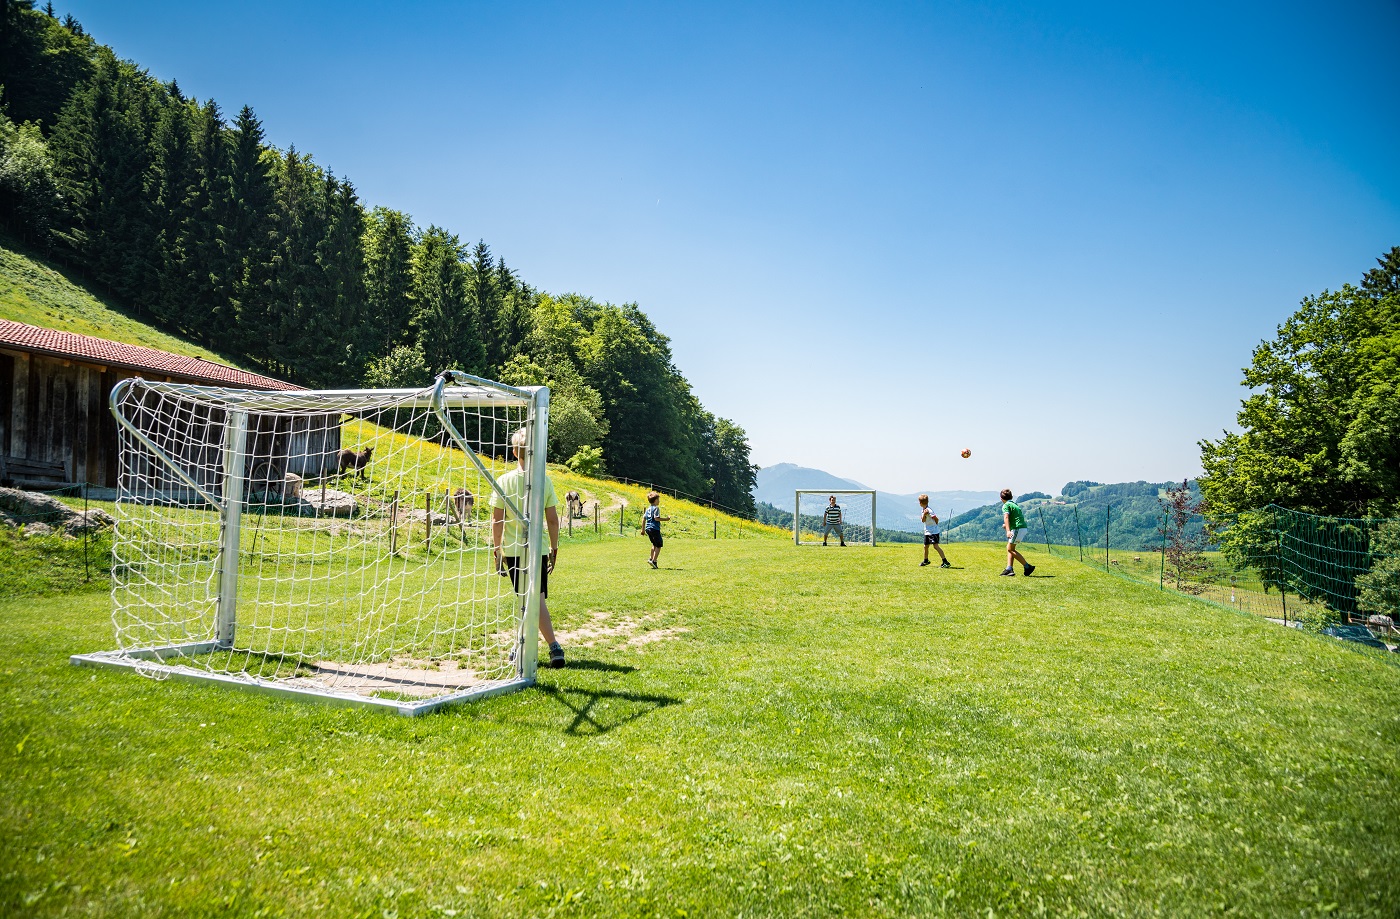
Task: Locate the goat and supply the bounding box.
[337,446,374,481]
[565,490,584,519]
[452,488,475,523]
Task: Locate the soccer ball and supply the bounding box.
[960,448,972,459]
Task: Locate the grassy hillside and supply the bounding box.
[3,537,1398,916]
[0,238,248,366]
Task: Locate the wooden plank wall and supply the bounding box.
[1,347,126,487]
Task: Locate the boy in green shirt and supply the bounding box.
[999,488,1035,577]
[490,428,565,668]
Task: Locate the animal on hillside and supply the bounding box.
[337,446,374,481]
[565,490,583,519]
[452,488,475,523]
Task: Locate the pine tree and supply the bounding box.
[267,147,327,381]
[148,89,199,327]
[362,206,416,358]
[467,239,505,375]
[48,53,155,302]
[307,173,368,385]
[412,227,484,377]
[188,99,235,336]
[226,105,278,361]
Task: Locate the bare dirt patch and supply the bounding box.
[556,610,690,650]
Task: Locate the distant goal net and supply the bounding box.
[70,371,551,716]
[794,490,876,547]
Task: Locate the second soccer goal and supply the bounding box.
[794,489,876,546]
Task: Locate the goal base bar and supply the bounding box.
[792,542,878,547]
[69,650,532,716]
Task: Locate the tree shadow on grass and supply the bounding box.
[536,683,683,736]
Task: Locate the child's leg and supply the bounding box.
[538,597,556,645]
[923,540,930,562]
[935,542,948,562]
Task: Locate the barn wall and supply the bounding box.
[0,347,310,489]
[0,349,158,487]
[0,352,12,457]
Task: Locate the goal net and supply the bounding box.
[794,490,876,547]
[70,371,551,716]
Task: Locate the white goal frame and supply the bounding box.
[794,489,877,547]
[70,370,550,716]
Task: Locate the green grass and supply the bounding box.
[0,238,248,366]
[3,538,1398,917]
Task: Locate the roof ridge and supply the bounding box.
[0,319,302,391]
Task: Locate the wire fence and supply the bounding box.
[1026,502,1400,645]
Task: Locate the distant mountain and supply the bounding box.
[942,480,1201,550]
[753,463,1000,533]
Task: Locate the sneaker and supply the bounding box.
[822,541,827,546]
[920,559,931,567]
[999,568,1015,576]
[1023,564,1036,577]
[548,643,566,669]
[840,542,846,547]
[940,560,951,569]
[649,559,658,569]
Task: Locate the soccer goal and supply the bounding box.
[794,489,877,547]
[70,370,551,716]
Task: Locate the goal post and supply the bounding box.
[70,370,550,716]
[794,489,877,547]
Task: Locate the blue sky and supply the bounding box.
[67,1,1400,495]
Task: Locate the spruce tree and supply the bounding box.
[226,105,278,360]
[363,206,415,358]
[412,227,484,376]
[48,53,154,302]
[188,99,235,337]
[148,90,199,327]
[466,239,504,375]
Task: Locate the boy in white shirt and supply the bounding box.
[918,494,950,568]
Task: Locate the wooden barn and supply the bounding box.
[0,319,324,491]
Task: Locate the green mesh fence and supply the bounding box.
[1029,504,1400,639]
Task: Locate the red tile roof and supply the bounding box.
[0,320,301,391]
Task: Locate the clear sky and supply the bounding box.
[65,1,1400,496]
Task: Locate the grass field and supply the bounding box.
[3,536,1399,917]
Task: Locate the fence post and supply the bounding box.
[390,490,399,554]
[82,483,91,583]
[1104,505,1111,569]
[1074,505,1083,561]
[713,519,717,539]
[1160,512,1166,590]
[1277,512,1287,625]
[425,492,432,546]
[595,501,599,534]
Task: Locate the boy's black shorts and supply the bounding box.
[503,555,548,598]
[923,533,941,546]
[646,529,663,548]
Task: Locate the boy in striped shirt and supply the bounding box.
[822,496,846,546]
